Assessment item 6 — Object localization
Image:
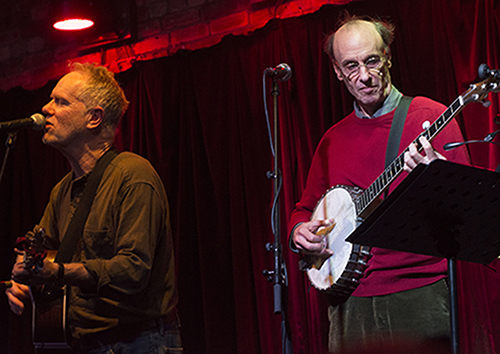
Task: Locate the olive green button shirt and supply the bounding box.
[36,151,178,342]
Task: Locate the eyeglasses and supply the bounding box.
[336,55,385,80]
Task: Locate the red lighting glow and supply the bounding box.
[53,19,94,31]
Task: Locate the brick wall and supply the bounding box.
[0,0,346,91]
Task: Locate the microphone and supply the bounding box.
[0,113,46,132]
[484,129,500,142]
[0,280,12,291]
[264,63,292,82]
[444,129,500,151]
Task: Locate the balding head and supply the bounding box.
[324,15,395,63]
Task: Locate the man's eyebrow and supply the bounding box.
[341,54,380,65]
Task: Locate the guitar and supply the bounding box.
[305,73,500,297]
[16,228,71,350]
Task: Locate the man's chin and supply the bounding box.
[41,134,55,146]
[360,87,382,99]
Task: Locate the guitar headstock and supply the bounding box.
[462,67,500,106]
[15,228,47,274]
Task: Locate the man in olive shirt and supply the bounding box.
[7,63,182,353]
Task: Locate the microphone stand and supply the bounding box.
[477,64,500,171]
[0,131,17,186]
[443,128,500,172]
[263,76,293,354]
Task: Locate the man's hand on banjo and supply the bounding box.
[404,136,446,173]
[293,219,335,256]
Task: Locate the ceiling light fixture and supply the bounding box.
[53,18,94,31]
[51,0,134,50]
[52,0,95,32]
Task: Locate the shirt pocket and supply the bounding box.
[81,229,115,259]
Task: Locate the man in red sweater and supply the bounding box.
[288,14,470,351]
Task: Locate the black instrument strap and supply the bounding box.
[384,96,413,197]
[55,148,119,263]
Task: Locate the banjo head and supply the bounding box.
[306,185,369,295]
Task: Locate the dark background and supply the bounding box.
[1,1,500,353]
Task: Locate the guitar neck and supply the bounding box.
[355,95,465,216]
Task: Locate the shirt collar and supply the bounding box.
[354,85,403,119]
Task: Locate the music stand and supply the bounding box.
[347,160,500,354]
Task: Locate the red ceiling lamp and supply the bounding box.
[51,0,134,50]
[53,1,95,32]
[54,18,94,31]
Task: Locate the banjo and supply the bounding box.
[305,72,500,298]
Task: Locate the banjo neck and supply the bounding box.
[355,75,499,217]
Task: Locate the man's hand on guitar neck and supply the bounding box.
[292,219,335,256]
[11,250,60,286]
[404,136,446,173]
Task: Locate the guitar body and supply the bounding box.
[19,231,71,350]
[31,283,70,350]
[307,186,371,298]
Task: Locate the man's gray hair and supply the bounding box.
[70,62,129,132]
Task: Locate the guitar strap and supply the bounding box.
[55,148,120,263]
[384,95,413,197]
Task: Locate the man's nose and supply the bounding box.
[42,101,53,115]
[357,65,372,81]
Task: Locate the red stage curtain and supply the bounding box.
[1,0,500,353]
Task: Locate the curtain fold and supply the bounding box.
[2,1,500,353]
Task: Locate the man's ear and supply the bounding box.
[333,61,344,82]
[87,107,104,130]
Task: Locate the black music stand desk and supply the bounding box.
[347,160,500,354]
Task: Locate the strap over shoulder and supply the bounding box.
[55,148,120,263]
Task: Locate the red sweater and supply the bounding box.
[288,96,470,296]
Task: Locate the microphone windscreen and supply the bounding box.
[31,113,46,130]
